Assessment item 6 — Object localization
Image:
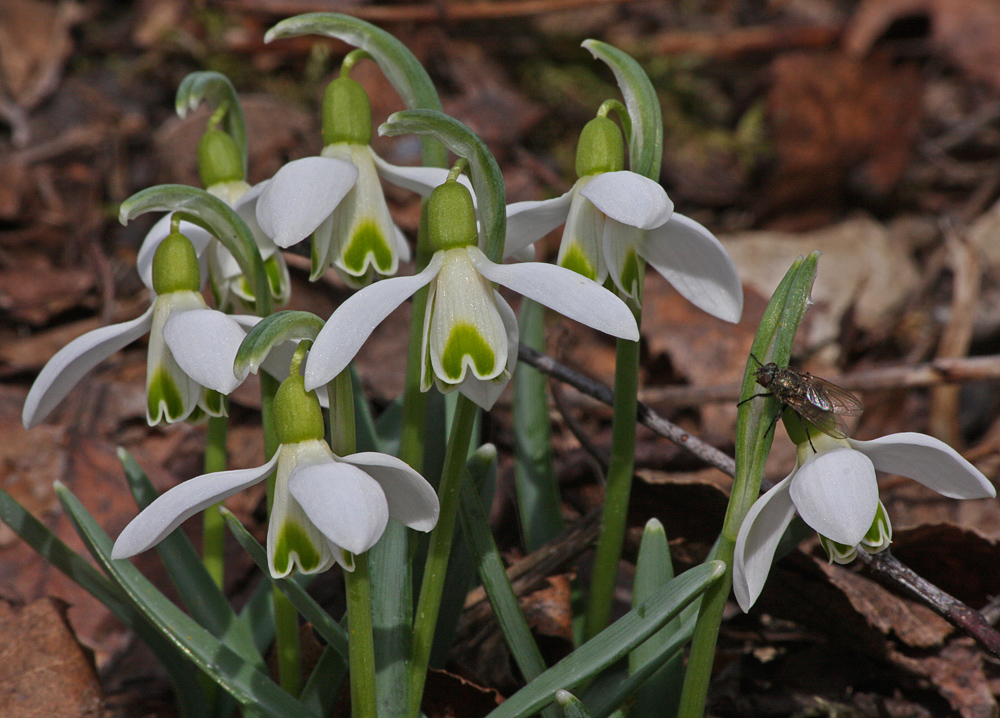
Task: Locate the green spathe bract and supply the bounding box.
[152,231,201,295]
[323,76,373,146]
[576,116,625,178]
[428,180,477,251]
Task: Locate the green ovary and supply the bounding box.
[559,243,597,281]
[148,367,185,422]
[440,323,497,382]
[341,218,393,275]
[272,520,323,574]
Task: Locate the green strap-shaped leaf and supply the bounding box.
[556,690,594,718]
[380,109,507,263]
[483,561,725,718]
[0,487,210,718]
[513,299,563,552]
[629,518,682,718]
[221,509,350,659]
[265,12,445,168]
[120,185,271,317]
[56,483,317,718]
[582,40,663,180]
[118,449,266,672]
[459,454,547,681]
[235,310,325,378]
[176,71,248,177]
[299,644,348,717]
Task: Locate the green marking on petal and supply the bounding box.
[618,247,641,298]
[264,255,284,297]
[341,218,393,275]
[203,389,226,417]
[440,322,496,382]
[148,365,185,423]
[273,520,323,575]
[559,243,598,281]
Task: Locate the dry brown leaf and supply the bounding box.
[0,0,83,110]
[762,51,922,223]
[0,598,104,718]
[889,639,997,718]
[721,216,921,352]
[847,0,1000,93]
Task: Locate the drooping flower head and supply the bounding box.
[733,429,996,611]
[505,107,743,323]
[23,227,249,428]
[254,51,456,287]
[138,97,292,311]
[304,169,641,410]
[112,347,439,576]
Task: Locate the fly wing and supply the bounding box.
[804,376,863,416]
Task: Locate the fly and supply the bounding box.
[738,353,863,451]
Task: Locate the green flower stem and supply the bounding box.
[408,394,479,716]
[202,414,228,588]
[585,304,641,641]
[258,370,300,696]
[346,551,378,718]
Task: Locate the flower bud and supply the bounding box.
[575,116,625,178]
[428,180,477,252]
[151,231,201,295]
[322,77,373,147]
[197,130,244,188]
[273,371,325,445]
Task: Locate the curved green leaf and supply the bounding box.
[484,561,726,718]
[380,109,506,262]
[119,185,271,316]
[235,310,325,378]
[176,71,248,177]
[582,40,663,180]
[56,483,317,718]
[265,12,445,168]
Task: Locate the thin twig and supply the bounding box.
[517,343,736,478]
[860,551,1000,658]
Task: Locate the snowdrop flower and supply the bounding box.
[505,115,742,322]
[137,129,293,311]
[23,230,251,428]
[254,68,455,287]
[111,355,439,576]
[303,176,640,410]
[733,431,996,611]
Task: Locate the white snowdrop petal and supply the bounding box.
[504,190,575,259]
[370,149,467,197]
[304,253,444,391]
[256,156,359,248]
[340,452,440,531]
[789,448,879,546]
[289,461,389,556]
[111,453,280,559]
[163,309,248,394]
[849,433,996,499]
[23,305,156,428]
[733,475,797,611]
[579,171,673,230]
[641,213,744,323]
[469,247,639,341]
